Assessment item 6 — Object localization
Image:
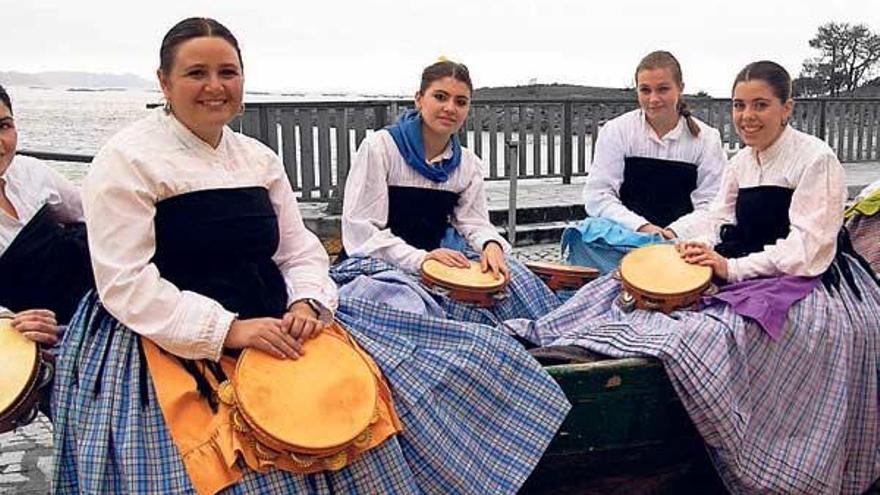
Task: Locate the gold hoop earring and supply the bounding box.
[162,98,172,114]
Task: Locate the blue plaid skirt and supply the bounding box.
[331,254,561,332]
[505,256,880,494]
[52,293,570,494]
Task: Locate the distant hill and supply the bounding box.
[0,71,155,89]
[474,83,633,100]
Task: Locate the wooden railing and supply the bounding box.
[22,97,880,210]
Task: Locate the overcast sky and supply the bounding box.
[5,0,879,97]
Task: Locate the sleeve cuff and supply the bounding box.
[200,306,237,362]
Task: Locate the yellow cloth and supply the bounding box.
[141,323,402,495]
[845,187,880,218]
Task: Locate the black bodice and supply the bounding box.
[152,187,287,319]
[0,205,94,324]
[619,156,698,227]
[386,186,460,251]
[715,186,794,258]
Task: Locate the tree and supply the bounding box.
[798,22,880,97]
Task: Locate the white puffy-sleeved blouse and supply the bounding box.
[342,130,510,273]
[582,109,727,232]
[83,109,338,361]
[670,126,845,283]
[0,154,83,316]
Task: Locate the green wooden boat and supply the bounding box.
[521,353,726,494]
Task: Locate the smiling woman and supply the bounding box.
[561,50,727,273]
[50,18,570,495]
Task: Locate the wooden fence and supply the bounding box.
[230,97,880,208]
[20,97,880,210]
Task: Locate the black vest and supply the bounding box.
[0,205,94,324]
[386,186,460,251]
[618,156,697,227]
[715,186,794,259]
[152,187,287,319]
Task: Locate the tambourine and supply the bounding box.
[614,244,714,313]
[420,259,507,307]
[216,322,397,472]
[524,261,600,291]
[0,318,53,433]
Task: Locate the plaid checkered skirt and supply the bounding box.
[847,213,880,275]
[506,255,880,494]
[331,255,561,333]
[52,292,570,494]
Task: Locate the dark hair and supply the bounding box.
[732,60,792,102]
[0,84,11,115]
[635,50,699,137]
[159,17,243,75]
[419,60,473,94]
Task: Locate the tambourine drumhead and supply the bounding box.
[0,319,38,415]
[235,332,377,451]
[421,259,504,290]
[524,261,599,277]
[619,244,711,295]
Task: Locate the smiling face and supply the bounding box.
[636,67,682,132]
[414,76,471,140]
[0,102,17,175]
[732,79,793,152]
[158,36,243,147]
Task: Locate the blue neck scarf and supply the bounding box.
[385,109,462,183]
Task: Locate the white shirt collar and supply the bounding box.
[752,125,792,164]
[162,109,229,155]
[639,110,685,144]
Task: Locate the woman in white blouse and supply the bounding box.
[562,51,727,273]
[338,60,562,323]
[674,61,851,282]
[53,18,569,494]
[0,84,91,345]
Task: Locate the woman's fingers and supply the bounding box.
[19,331,58,346]
[260,325,303,359]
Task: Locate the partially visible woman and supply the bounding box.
[52,18,569,494]
[845,178,880,274]
[0,84,92,347]
[336,60,561,324]
[562,51,727,273]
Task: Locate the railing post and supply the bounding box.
[506,140,519,246]
[258,105,270,146]
[373,105,388,129]
[819,99,827,141]
[562,102,573,185]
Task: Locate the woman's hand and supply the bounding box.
[282,300,325,343]
[677,241,729,280]
[11,309,60,346]
[425,248,470,268]
[638,223,676,240]
[224,317,303,359]
[480,241,510,281]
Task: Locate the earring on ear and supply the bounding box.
[161,97,172,114]
[239,102,246,116]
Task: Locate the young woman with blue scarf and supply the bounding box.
[333,60,563,329]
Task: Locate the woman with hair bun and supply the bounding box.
[562,50,727,273]
[335,59,562,325]
[52,18,569,494]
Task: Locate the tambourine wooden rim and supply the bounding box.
[233,330,378,452]
[420,259,505,292]
[617,244,712,313]
[524,261,600,290]
[420,259,508,307]
[0,319,46,433]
